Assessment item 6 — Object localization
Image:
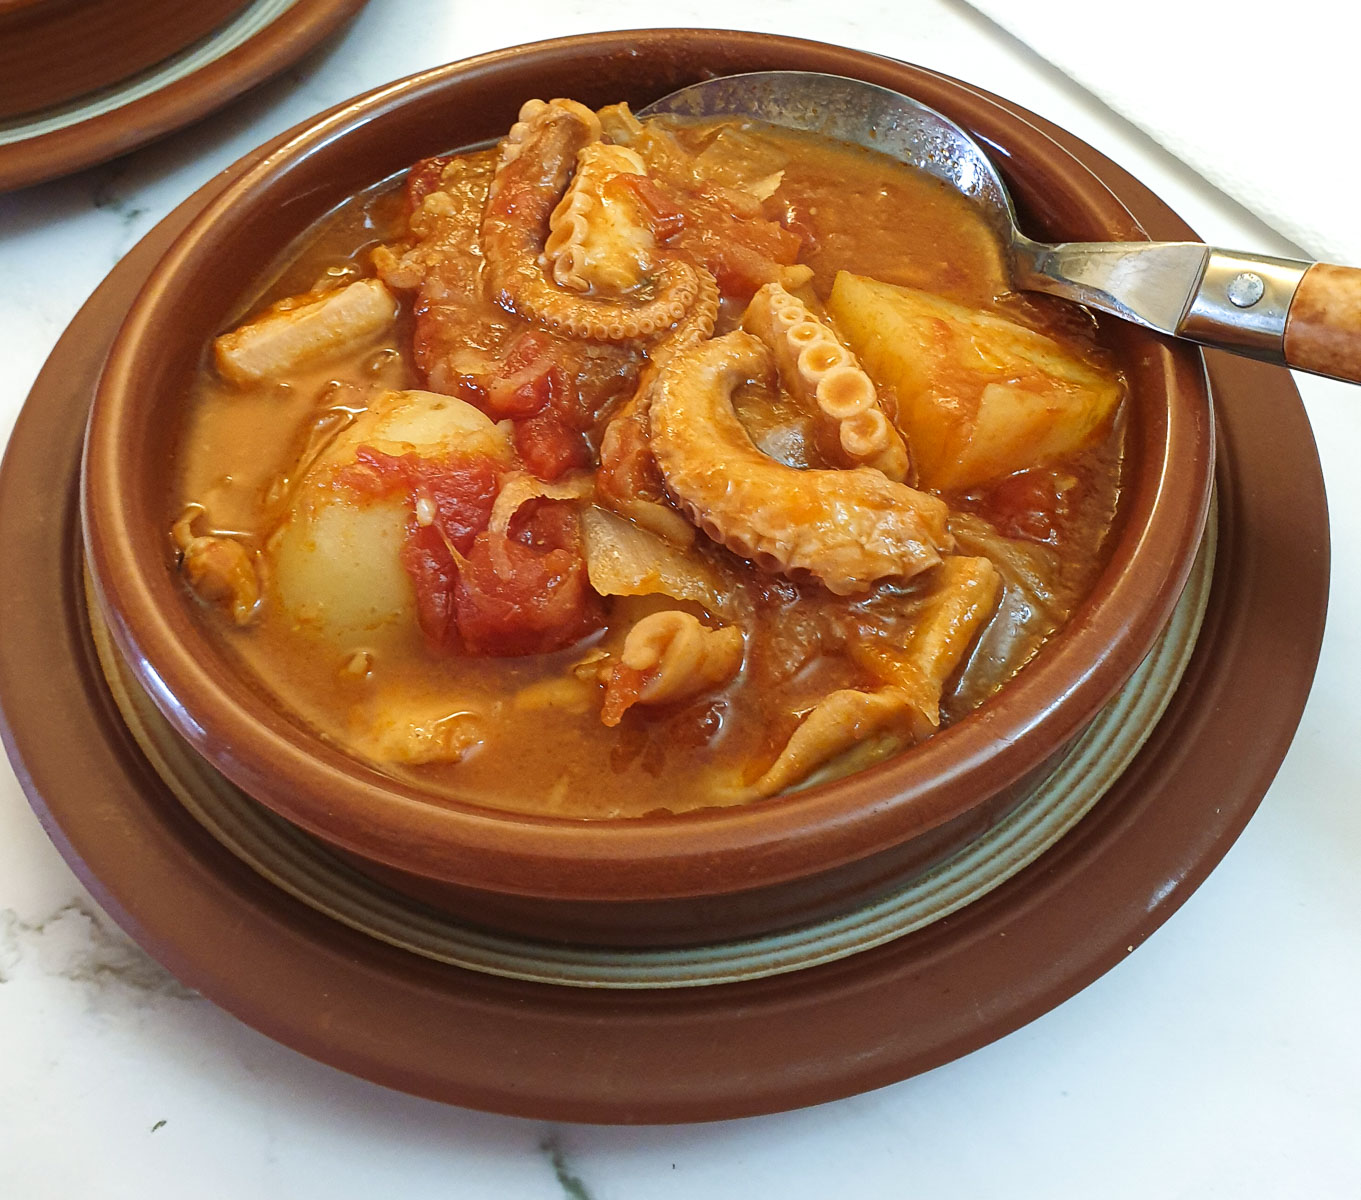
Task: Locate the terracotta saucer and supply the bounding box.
[0,73,1328,1123]
[0,0,253,122]
[0,0,367,192]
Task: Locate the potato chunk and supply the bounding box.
[827,272,1122,489]
[273,494,414,638]
[271,391,512,643]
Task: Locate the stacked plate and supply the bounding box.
[0,0,366,190]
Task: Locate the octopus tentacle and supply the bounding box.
[594,265,719,519]
[599,610,744,726]
[650,332,953,595]
[746,555,1001,797]
[741,282,909,480]
[622,610,744,706]
[481,98,701,341]
[544,143,654,294]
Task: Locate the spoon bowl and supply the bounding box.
[645,71,1361,384]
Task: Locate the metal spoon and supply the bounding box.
[642,71,1361,384]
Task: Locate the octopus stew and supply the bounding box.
[174,99,1126,818]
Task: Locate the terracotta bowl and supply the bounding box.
[81,30,1213,948]
[0,0,252,120]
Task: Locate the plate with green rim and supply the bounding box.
[0,58,1328,1123]
[0,0,368,192]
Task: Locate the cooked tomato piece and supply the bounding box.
[976,469,1077,545]
[600,663,647,727]
[342,447,499,552]
[671,206,802,298]
[454,502,602,655]
[484,331,563,420]
[401,524,461,647]
[515,409,591,481]
[339,448,502,647]
[616,174,687,240]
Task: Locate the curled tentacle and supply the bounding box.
[741,282,909,480]
[544,143,654,294]
[747,554,1001,796]
[623,610,743,704]
[600,610,744,725]
[650,332,953,595]
[481,98,701,341]
[652,264,719,361]
[594,266,719,518]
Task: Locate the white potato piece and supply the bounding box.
[331,388,513,464]
[269,390,513,644]
[214,278,399,385]
[272,494,413,639]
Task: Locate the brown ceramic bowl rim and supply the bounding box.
[82,30,1213,903]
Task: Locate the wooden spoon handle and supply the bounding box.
[1284,263,1361,383]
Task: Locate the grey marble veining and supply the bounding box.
[0,900,198,1002]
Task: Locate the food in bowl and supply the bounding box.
[170,96,1126,819]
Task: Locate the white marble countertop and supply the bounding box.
[2,1,1359,1195]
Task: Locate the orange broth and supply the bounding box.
[174,114,1125,818]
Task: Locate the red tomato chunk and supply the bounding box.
[455,502,602,656]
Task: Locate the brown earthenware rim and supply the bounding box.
[0,0,367,192]
[81,33,1214,908]
[0,0,252,122]
[82,510,1214,987]
[0,53,1327,1122]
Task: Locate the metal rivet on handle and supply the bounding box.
[1227,272,1266,308]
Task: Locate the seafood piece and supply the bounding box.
[174,528,260,626]
[357,706,484,765]
[480,99,702,341]
[742,282,909,481]
[750,554,1001,796]
[544,142,654,294]
[593,265,719,528]
[171,505,259,625]
[600,610,744,725]
[214,278,398,385]
[748,688,922,798]
[621,611,744,704]
[851,556,1002,725]
[649,332,953,595]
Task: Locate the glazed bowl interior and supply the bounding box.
[81,30,1213,932]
